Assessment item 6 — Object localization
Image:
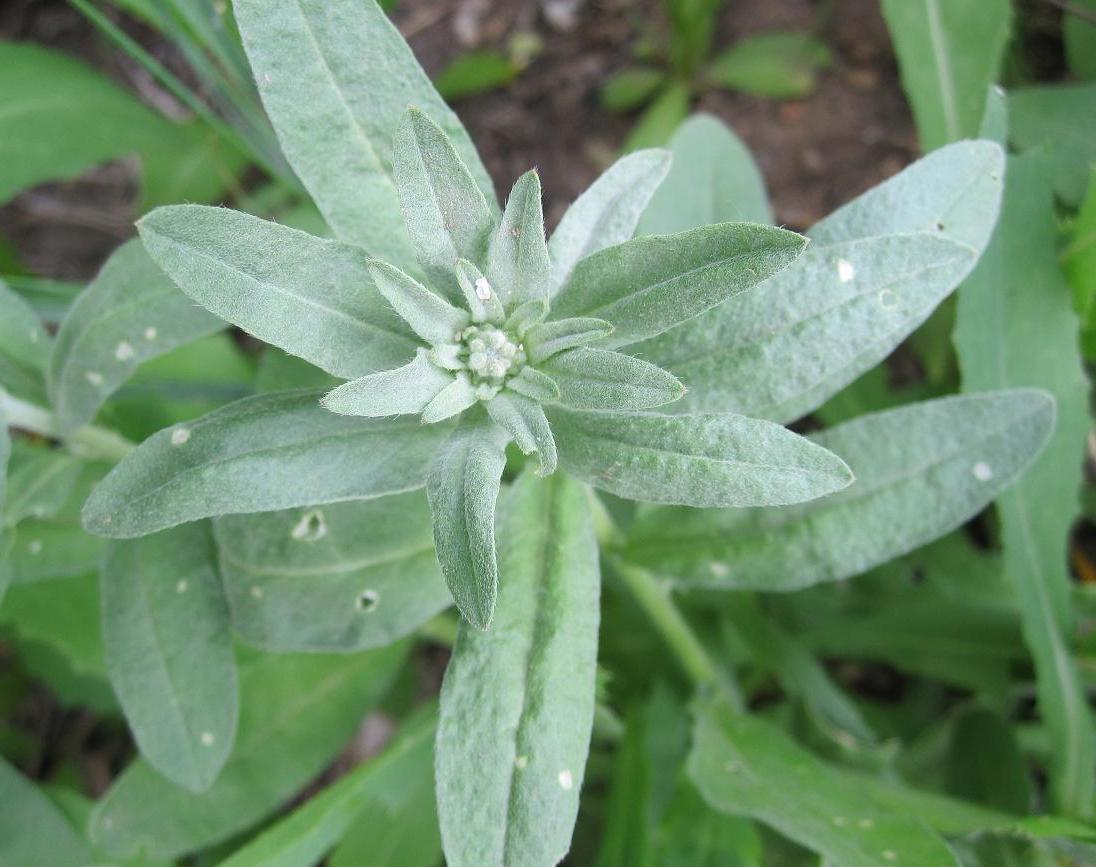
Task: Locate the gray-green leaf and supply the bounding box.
[485,392,557,475]
[394,108,497,300]
[551,223,806,348]
[426,416,509,628]
[366,259,469,344]
[0,757,94,867]
[102,523,237,792]
[234,0,493,269]
[437,471,600,867]
[549,408,852,508]
[138,206,417,380]
[49,239,223,432]
[627,389,1053,590]
[321,350,452,417]
[540,348,685,412]
[0,279,50,403]
[215,493,451,652]
[487,170,551,307]
[524,317,614,364]
[548,149,671,295]
[82,390,451,538]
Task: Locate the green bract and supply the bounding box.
[91,103,854,631]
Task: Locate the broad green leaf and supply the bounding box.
[688,701,961,866]
[547,149,671,295]
[89,643,406,859]
[1008,84,1096,205]
[0,279,50,403]
[138,206,417,379]
[82,390,451,538]
[881,0,1010,150]
[102,523,237,792]
[437,471,600,867]
[551,223,806,348]
[623,82,690,152]
[638,113,771,235]
[321,350,452,417]
[954,151,1095,818]
[600,67,667,111]
[550,407,852,508]
[234,0,493,268]
[49,239,223,432]
[0,757,94,867]
[0,42,235,208]
[426,416,509,628]
[524,318,614,363]
[215,709,437,867]
[394,109,497,300]
[626,390,1053,590]
[435,51,519,101]
[637,140,1004,421]
[487,170,550,307]
[215,493,451,652]
[485,392,557,475]
[707,32,831,100]
[3,445,83,527]
[540,348,685,411]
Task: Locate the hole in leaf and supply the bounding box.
[291,509,327,542]
[356,590,380,612]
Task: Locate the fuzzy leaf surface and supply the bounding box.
[234,0,493,268]
[102,523,237,792]
[89,644,406,859]
[215,493,450,652]
[0,279,50,403]
[549,408,852,508]
[638,113,771,234]
[540,348,685,412]
[437,471,600,867]
[321,350,452,417]
[548,149,671,295]
[552,223,805,348]
[485,393,557,475]
[487,170,550,307]
[82,390,450,538]
[49,239,223,432]
[139,206,417,379]
[627,390,1053,590]
[427,416,509,628]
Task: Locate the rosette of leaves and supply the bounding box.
[82,98,857,631]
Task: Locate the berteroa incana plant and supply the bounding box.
[37,2,1070,865]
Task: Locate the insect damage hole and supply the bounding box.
[356,589,380,612]
[291,509,327,542]
[877,288,899,310]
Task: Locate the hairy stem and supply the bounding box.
[1,392,133,462]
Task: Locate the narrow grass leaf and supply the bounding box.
[437,471,600,867]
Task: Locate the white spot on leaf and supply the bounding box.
[837,259,855,282]
[85,371,104,387]
[882,852,897,862]
[832,816,848,827]
[878,289,899,309]
[858,818,875,829]
[144,326,158,340]
[709,562,729,578]
[171,427,191,446]
[176,579,189,594]
[291,509,327,542]
[514,755,528,770]
[28,539,42,555]
[973,461,993,481]
[356,589,379,612]
[115,341,135,362]
[474,277,493,301]
[250,585,264,599]
[200,731,215,746]
[558,769,573,790]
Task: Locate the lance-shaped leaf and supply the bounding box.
[48,240,222,431]
[216,709,438,867]
[627,390,1053,590]
[366,260,469,344]
[437,471,600,867]
[540,348,685,412]
[102,523,237,792]
[456,259,505,323]
[486,170,550,307]
[638,233,974,420]
[486,393,557,475]
[954,152,1095,818]
[0,279,50,403]
[3,445,82,527]
[524,317,614,363]
[550,223,806,348]
[215,493,451,652]
[394,109,497,300]
[638,113,772,235]
[321,350,452,418]
[0,757,94,867]
[234,0,493,269]
[82,390,451,538]
[426,416,509,629]
[636,140,1004,421]
[422,375,479,424]
[688,700,960,867]
[549,407,852,508]
[89,643,406,860]
[508,367,560,402]
[138,206,417,380]
[881,0,1011,151]
[548,149,671,295]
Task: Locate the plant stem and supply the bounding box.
[1,392,133,462]
[611,559,742,710]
